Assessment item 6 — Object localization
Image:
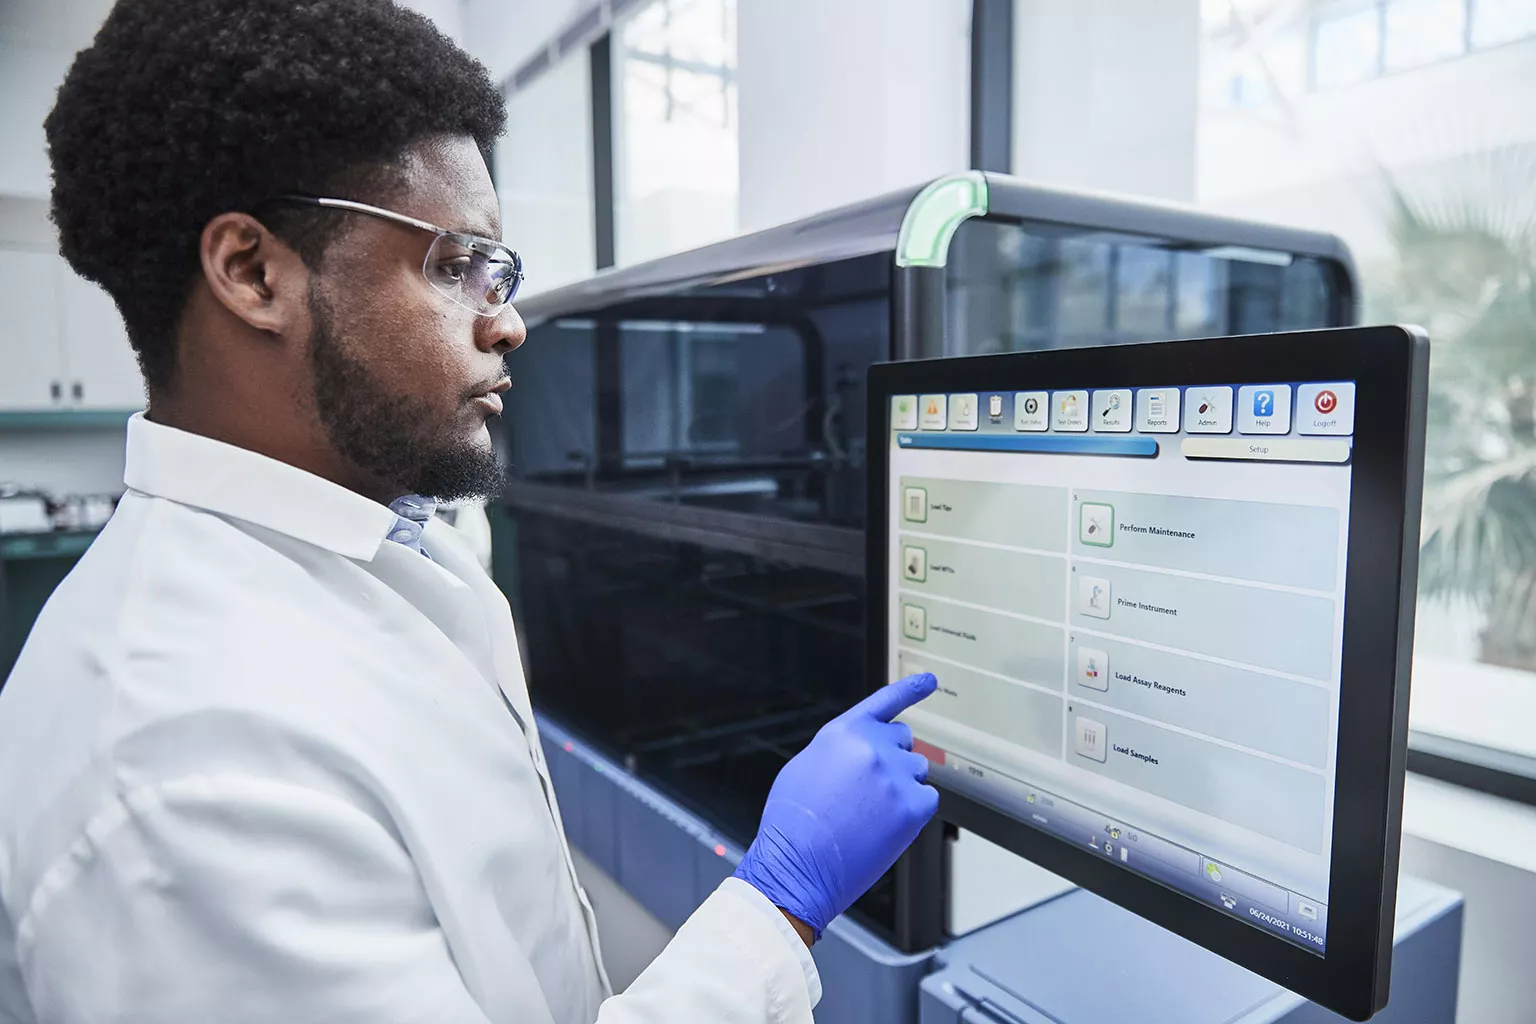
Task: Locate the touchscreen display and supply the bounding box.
[885,383,1357,955]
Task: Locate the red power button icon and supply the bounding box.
[1314,390,1338,415]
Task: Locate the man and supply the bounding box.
[0,2,939,1022]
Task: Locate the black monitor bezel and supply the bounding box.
[866,326,1429,1021]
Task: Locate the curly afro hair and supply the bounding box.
[45,0,507,392]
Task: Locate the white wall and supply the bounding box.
[496,54,596,294]
[735,0,971,233]
[616,186,736,267]
[0,0,134,498]
[0,41,72,199]
[458,0,587,85]
[1012,0,1201,202]
[0,0,114,196]
[396,0,463,44]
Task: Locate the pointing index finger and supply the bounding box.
[852,673,938,723]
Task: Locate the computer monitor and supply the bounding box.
[867,326,1428,1021]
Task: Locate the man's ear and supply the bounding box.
[198,212,308,335]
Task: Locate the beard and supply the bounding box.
[307,288,505,503]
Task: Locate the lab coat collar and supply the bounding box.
[123,412,398,561]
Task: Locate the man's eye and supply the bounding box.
[433,258,470,284]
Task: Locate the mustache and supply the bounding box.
[465,373,511,399]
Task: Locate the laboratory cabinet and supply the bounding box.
[0,245,143,413]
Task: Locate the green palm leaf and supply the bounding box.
[1371,146,1536,661]
[1419,449,1536,600]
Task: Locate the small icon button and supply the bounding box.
[902,604,927,642]
[1184,387,1234,433]
[1054,390,1090,432]
[903,487,928,523]
[1136,388,1181,433]
[1078,646,1109,691]
[988,394,1003,419]
[1092,389,1133,432]
[1237,385,1292,434]
[892,395,918,431]
[1015,391,1049,431]
[950,393,979,431]
[1077,575,1112,620]
[1079,502,1114,548]
[1074,717,1108,762]
[1296,382,1355,435]
[903,545,927,583]
[919,394,947,431]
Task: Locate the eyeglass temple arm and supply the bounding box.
[278,194,522,285]
[277,194,448,237]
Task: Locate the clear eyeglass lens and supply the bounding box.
[423,234,522,314]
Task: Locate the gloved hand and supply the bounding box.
[733,673,940,939]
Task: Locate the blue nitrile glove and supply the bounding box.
[733,672,940,939]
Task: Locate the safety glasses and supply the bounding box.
[274,195,524,315]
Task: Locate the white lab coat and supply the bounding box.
[0,414,818,1024]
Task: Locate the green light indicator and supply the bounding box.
[895,171,989,268]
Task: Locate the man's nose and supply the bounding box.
[479,302,526,355]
